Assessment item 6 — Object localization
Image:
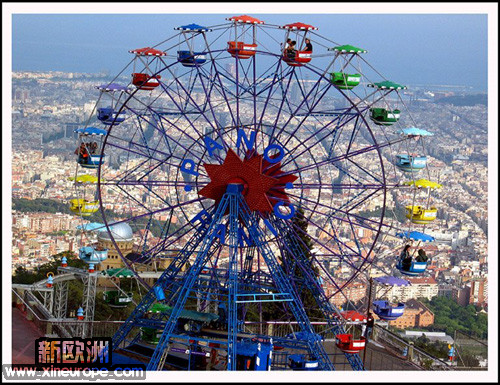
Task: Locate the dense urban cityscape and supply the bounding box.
[11,69,488,323]
[4,3,497,381]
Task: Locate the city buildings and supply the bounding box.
[11,71,489,335]
[387,299,435,329]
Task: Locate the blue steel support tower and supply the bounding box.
[112,184,340,370]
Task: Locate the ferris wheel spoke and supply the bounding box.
[162,66,226,136]
[293,182,398,190]
[290,69,314,113]
[256,60,288,128]
[267,68,296,143]
[111,156,167,186]
[189,67,237,151]
[284,217,362,272]
[278,80,333,148]
[278,112,361,168]
[236,56,278,99]
[122,101,208,163]
[100,196,208,230]
[281,219,366,298]
[284,210,366,271]
[128,114,172,163]
[105,136,202,174]
[102,180,208,189]
[104,136,173,164]
[346,157,384,184]
[286,191,385,234]
[283,136,406,176]
[146,202,216,256]
[272,72,333,147]
[155,82,221,158]
[201,48,238,127]
[282,91,378,163]
[111,182,170,216]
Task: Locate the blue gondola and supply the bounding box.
[177,51,207,67]
[174,24,212,67]
[79,246,108,264]
[397,127,433,137]
[236,339,273,371]
[396,231,435,243]
[396,260,428,276]
[289,354,319,371]
[77,154,106,169]
[97,107,126,125]
[75,126,107,168]
[395,154,427,172]
[372,300,405,320]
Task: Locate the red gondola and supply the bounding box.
[282,50,312,67]
[335,334,366,354]
[280,22,317,67]
[132,73,161,90]
[226,15,264,60]
[280,22,318,31]
[227,41,258,59]
[129,47,166,57]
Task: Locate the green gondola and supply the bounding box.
[140,327,162,344]
[330,72,361,90]
[367,80,407,90]
[102,290,133,308]
[329,44,367,54]
[369,108,401,126]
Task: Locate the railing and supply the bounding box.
[242,321,349,340]
[12,287,125,339]
[371,324,453,370]
[12,285,462,371]
[453,330,488,369]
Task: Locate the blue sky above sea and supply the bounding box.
[12,13,488,91]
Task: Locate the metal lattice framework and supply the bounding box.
[70,16,437,371]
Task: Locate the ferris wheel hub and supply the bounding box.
[198,149,297,214]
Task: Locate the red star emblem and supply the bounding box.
[198,148,298,214]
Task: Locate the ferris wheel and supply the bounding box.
[70,15,440,371]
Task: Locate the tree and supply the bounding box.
[421,296,488,339]
[461,353,480,368]
[12,251,85,284]
[12,251,143,322]
[280,207,323,320]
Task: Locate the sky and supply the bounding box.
[11,13,488,91]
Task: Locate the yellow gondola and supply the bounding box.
[403,179,442,190]
[68,175,103,184]
[405,205,437,224]
[69,199,99,216]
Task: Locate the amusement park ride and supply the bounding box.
[52,15,446,370]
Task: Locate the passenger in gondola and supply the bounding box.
[283,38,292,52]
[287,40,297,59]
[416,248,428,262]
[400,244,412,271]
[89,141,98,155]
[304,38,313,52]
[75,143,89,160]
[363,312,375,340]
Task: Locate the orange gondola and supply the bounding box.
[227,41,258,59]
[226,15,264,60]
